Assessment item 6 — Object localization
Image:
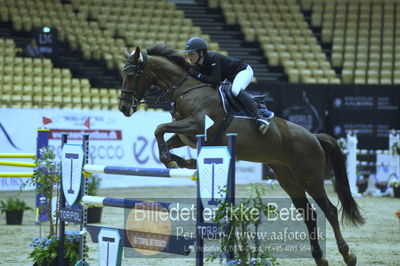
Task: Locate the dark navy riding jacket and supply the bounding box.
[195,52,248,86]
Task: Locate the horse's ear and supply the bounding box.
[123,50,130,59]
[132,46,141,63]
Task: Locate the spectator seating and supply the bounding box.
[0,38,120,110]
[1,0,225,109]
[1,0,399,92]
[1,0,222,72]
[303,0,400,85]
[214,0,340,84]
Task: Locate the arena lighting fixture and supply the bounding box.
[42,26,51,33]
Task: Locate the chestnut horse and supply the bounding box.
[119,45,364,265]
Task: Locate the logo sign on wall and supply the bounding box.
[34,26,57,57]
[197,146,231,211]
[281,88,325,133]
[329,85,400,149]
[61,144,84,206]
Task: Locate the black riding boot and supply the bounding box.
[236,90,273,134]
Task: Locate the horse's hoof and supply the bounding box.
[185,159,196,169]
[316,259,328,266]
[167,161,179,168]
[344,253,357,266]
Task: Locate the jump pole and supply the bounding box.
[81,195,193,211]
[0,161,36,167]
[0,154,36,158]
[84,165,197,179]
[0,173,34,177]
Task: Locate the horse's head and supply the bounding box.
[119,47,153,117]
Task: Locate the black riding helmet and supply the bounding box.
[183,37,208,52]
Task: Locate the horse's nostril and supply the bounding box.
[120,106,128,114]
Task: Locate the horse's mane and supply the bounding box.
[147,44,191,70]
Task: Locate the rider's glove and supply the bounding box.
[188,68,201,79]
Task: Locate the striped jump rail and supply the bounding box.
[355,149,391,155]
[0,161,36,168]
[81,195,194,211]
[343,149,391,156]
[357,161,393,167]
[84,165,197,180]
[0,154,36,159]
[0,173,34,177]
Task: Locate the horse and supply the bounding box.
[119,44,364,266]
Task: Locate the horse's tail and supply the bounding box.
[316,133,365,226]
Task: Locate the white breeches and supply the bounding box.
[231,65,253,96]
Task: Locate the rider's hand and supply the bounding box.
[188,67,201,79]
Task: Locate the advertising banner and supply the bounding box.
[0,108,261,191]
[252,83,329,133]
[279,84,329,133]
[249,82,281,115]
[329,85,400,149]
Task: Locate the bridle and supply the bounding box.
[120,52,149,104]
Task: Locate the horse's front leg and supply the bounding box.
[155,118,198,168]
[166,134,187,150]
[165,134,197,169]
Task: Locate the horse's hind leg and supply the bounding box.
[289,138,356,266]
[290,197,328,266]
[272,165,328,266]
[304,185,357,266]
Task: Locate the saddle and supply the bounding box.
[218,82,271,118]
[204,82,271,145]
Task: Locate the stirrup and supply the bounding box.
[264,111,275,120]
[256,118,270,134]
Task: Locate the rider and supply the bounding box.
[183,37,274,134]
